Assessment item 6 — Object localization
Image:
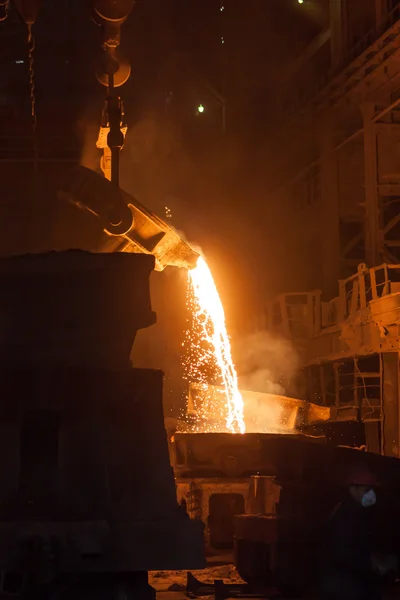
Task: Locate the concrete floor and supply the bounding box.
[149,565,244,592]
[151,566,400,599]
[157,590,400,599]
[156,584,400,599]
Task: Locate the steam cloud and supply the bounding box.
[232,330,302,432]
[234,330,300,398]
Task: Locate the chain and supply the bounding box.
[27,23,38,171]
[0,1,9,24]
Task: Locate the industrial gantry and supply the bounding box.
[266,0,400,459]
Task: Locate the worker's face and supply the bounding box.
[349,484,377,507]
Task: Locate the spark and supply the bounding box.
[184,257,245,434]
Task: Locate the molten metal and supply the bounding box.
[185,257,245,434]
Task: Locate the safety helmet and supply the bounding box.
[344,463,378,486]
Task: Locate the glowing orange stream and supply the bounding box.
[187,257,245,434]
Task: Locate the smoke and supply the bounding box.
[230,330,304,433]
[234,330,300,398]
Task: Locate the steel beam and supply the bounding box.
[363,104,381,267]
[285,29,331,79]
[384,240,400,246]
[376,0,389,31]
[365,422,381,453]
[341,231,364,262]
[329,0,347,69]
[382,352,400,457]
[271,6,400,194]
[269,100,400,196]
[320,126,342,295]
[384,212,400,234]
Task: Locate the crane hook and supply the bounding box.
[12,0,41,25]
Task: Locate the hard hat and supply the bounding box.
[344,463,378,486]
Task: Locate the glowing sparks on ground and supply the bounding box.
[184,257,245,434]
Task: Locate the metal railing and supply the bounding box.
[346,3,400,65]
[337,263,399,323]
[267,263,400,340]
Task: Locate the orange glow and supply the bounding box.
[185,257,245,434]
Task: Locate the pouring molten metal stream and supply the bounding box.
[60,168,330,435]
[186,257,246,434]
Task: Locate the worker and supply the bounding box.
[319,463,397,600]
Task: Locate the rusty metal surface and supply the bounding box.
[0,251,155,367]
[173,432,400,485]
[259,435,400,485]
[188,384,331,432]
[172,433,326,478]
[59,166,199,271]
[247,476,281,516]
[234,515,278,544]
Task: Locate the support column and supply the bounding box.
[365,422,380,454]
[362,104,381,267]
[329,0,348,69]
[320,127,341,298]
[381,352,400,457]
[376,0,389,31]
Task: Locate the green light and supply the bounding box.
[197,104,205,114]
